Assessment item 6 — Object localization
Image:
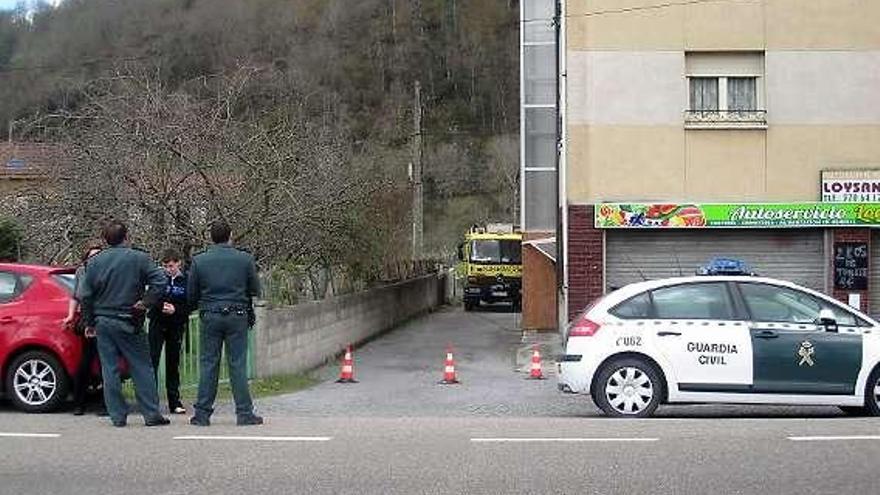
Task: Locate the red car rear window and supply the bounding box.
[51,274,76,295]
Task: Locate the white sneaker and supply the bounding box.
[172,406,187,415]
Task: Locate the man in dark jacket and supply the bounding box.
[80,221,170,428]
[148,248,190,415]
[188,221,262,426]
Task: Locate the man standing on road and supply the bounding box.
[188,221,263,427]
[80,221,170,427]
[148,248,190,415]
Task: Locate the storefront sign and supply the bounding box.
[833,242,868,290]
[821,170,880,202]
[823,180,880,202]
[595,202,880,229]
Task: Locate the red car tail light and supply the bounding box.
[568,314,601,337]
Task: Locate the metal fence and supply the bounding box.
[124,314,255,397]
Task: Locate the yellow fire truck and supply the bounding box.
[457,224,522,311]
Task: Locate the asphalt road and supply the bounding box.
[2,306,878,495]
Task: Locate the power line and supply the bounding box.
[521,0,759,23]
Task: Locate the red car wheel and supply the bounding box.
[5,350,70,413]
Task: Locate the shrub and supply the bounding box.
[0,218,22,261]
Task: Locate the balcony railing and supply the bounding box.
[684,109,767,129]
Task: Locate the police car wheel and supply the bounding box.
[864,366,880,417]
[5,350,69,413]
[593,358,663,418]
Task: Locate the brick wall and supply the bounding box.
[567,205,604,322]
[830,228,871,313]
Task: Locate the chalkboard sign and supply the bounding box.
[833,242,868,290]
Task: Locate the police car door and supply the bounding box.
[0,271,29,333]
[649,282,752,391]
[737,282,862,395]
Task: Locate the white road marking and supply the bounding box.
[507,417,861,423]
[788,435,880,442]
[0,432,61,438]
[471,437,659,443]
[174,435,332,442]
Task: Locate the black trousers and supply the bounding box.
[148,319,186,408]
[73,336,102,408]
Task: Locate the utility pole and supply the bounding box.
[411,80,423,258]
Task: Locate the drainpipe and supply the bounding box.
[555,0,569,331]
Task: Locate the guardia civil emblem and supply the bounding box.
[797,341,815,367]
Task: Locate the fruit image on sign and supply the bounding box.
[596,204,706,228]
[646,204,678,219]
[675,206,706,226]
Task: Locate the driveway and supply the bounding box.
[257,305,843,419]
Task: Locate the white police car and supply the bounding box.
[558,275,880,417]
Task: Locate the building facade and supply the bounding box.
[0,142,53,195]
[520,0,880,328]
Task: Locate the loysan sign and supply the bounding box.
[822,170,880,202]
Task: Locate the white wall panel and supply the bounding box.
[766,51,880,125]
[568,50,880,126]
[568,51,685,125]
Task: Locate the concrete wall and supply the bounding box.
[253,273,447,378]
[564,0,880,203]
[567,0,880,51]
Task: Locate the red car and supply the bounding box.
[0,262,87,413]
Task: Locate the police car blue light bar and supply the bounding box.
[697,257,756,276]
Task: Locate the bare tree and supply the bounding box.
[485,133,519,224]
[9,66,408,279]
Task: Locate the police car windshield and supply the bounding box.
[470,240,521,265]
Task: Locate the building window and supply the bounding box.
[689,77,719,111]
[727,77,756,111]
[688,76,757,111]
[685,52,765,129]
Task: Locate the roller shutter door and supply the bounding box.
[605,229,826,293]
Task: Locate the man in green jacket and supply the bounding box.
[188,220,262,426]
[80,221,170,427]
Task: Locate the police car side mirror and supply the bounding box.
[457,243,464,261]
[818,309,838,333]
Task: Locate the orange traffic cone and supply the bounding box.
[337,344,358,383]
[439,346,460,385]
[527,345,545,380]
